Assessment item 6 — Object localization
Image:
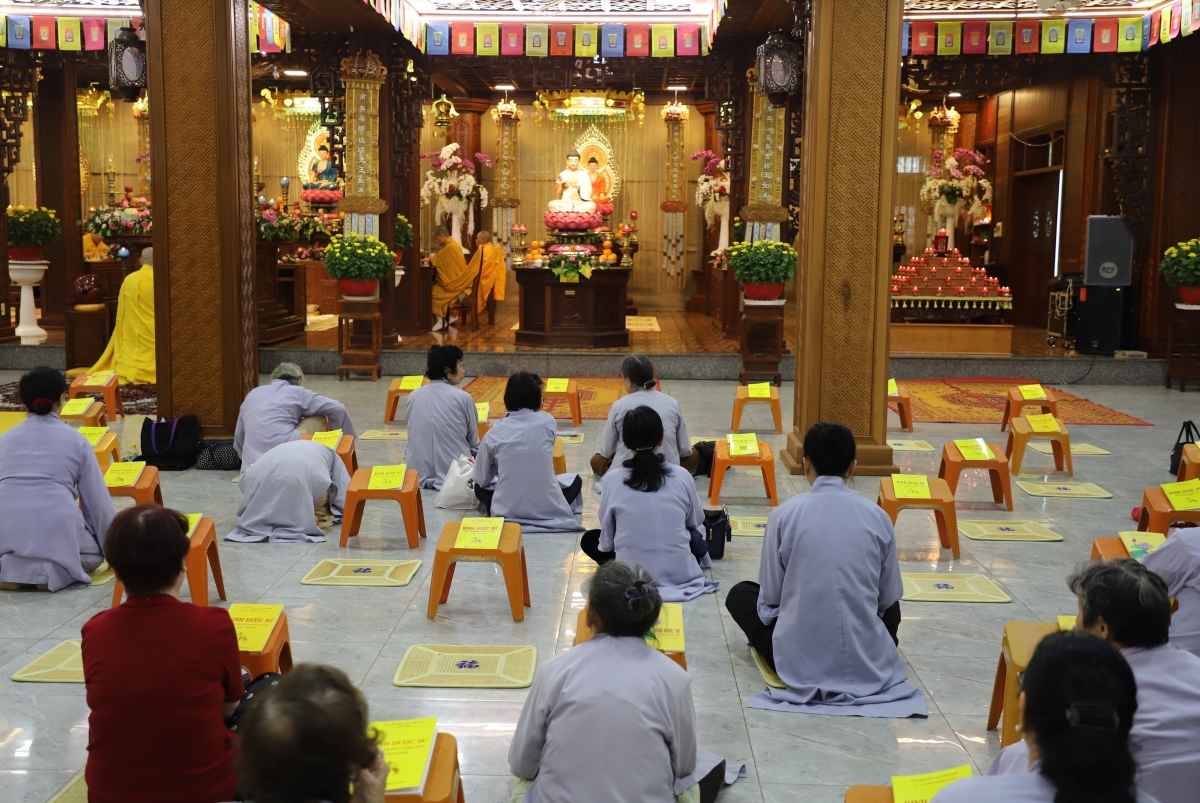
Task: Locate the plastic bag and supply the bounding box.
[435,455,478,509]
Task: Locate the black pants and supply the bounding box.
[580,529,616,565]
[698,759,726,803]
[724,581,901,671]
[473,474,583,515]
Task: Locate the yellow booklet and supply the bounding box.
[399,375,424,390]
[1025,413,1059,433]
[887,378,898,396]
[1058,615,1077,631]
[60,398,93,417]
[104,461,145,487]
[747,382,771,399]
[476,402,489,422]
[455,517,504,550]
[953,438,993,461]
[1119,531,1167,561]
[228,603,283,653]
[184,513,202,538]
[311,429,343,449]
[646,602,685,652]
[369,464,407,490]
[1017,383,1047,400]
[545,378,570,393]
[1162,478,1200,511]
[78,426,108,446]
[891,474,931,499]
[373,717,439,793]
[727,433,759,456]
[85,370,115,386]
[890,764,972,803]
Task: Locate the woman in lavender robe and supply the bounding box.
[1140,529,1200,659]
[509,561,732,803]
[404,345,478,490]
[473,372,582,533]
[584,405,717,602]
[234,362,356,466]
[724,421,925,717]
[591,355,697,477]
[0,367,114,590]
[226,439,350,544]
[987,559,1200,803]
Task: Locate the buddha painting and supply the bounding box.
[308,144,338,188]
[548,149,596,214]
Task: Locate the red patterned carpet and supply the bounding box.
[892,378,1149,426]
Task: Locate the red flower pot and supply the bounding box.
[1179,286,1200,305]
[337,278,378,297]
[8,245,44,262]
[743,281,784,301]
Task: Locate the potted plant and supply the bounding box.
[8,205,63,261]
[322,232,395,297]
[1160,238,1200,305]
[724,239,798,300]
[256,208,301,242]
[546,252,598,283]
[394,214,414,265]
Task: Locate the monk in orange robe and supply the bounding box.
[429,226,473,331]
[468,230,506,314]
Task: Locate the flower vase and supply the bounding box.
[944,215,956,252]
[717,213,730,252]
[450,210,463,246]
[9,260,48,344]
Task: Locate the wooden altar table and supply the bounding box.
[515,267,630,348]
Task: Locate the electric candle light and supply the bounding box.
[957,286,966,295]
[911,286,920,295]
[935,286,943,295]
[892,284,899,293]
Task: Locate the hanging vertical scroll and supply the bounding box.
[338,50,389,236]
[660,100,688,283]
[491,97,521,262]
[742,83,787,242]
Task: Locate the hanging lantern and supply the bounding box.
[431,94,459,129]
[756,30,798,109]
[108,27,146,103]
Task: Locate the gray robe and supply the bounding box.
[599,388,692,470]
[404,379,479,490]
[233,379,357,465]
[935,762,1159,803]
[227,440,350,543]
[987,644,1200,803]
[1141,531,1200,659]
[750,475,927,717]
[0,415,115,590]
[509,634,727,803]
[599,465,717,602]
[473,410,582,533]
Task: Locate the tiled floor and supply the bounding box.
[0,373,1194,802]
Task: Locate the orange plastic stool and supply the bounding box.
[708,439,778,506]
[1137,486,1200,535]
[1178,443,1200,483]
[937,441,1013,510]
[543,379,583,427]
[341,467,427,548]
[553,436,566,475]
[888,386,914,432]
[1091,537,1130,561]
[574,606,687,670]
[300,432,359,475]
[1001,386,1058,431]
[69,373,124,417]
[877,476,960,558]
[92,432,121,473]
[240,612,294,676]
[478,419,490,440]
[385,733,465,803]
[988,621,1058,746]
[384,377,430,423]
[61,399,107,428]
[731,385,783,434]
[844,787,893,803]
[111,517,227,607]
[1004,416,1073,476]
[106,464,164,506]
[427,521,530,621]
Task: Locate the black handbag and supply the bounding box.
[692,440,716,477]
[1171,421,1199,476]
[139,415,199,471]
[196,440,242,471]
[703,505,731,560]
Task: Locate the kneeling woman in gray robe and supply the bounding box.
[227,440,350,544]
[0,368,114,590]
[473,372,583,534]
[509,561,737,803]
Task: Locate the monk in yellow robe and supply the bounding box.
[468,230,506,314]
[82,232,109,262]
[429,226,474,331]
[89,247,155,385]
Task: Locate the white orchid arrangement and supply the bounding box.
[419,143,492,237]
[691,150,731,227]
[919,148,993,221]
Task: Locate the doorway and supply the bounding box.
[1007,169,1061,328]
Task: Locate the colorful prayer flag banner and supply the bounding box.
[1015,20,1039,52]
[79,427,108,446]
[1119,531,1166,560]
[888,378,899,396]
[677,23,700,55]
[727,433,759,456]
[954,439,993,461]
[545,378,569,393]
[550,23,572,55]
[1095,18,1119,51]
[426,22,449,55]
[1162,478,1200,511]
[1066,19,1092,53]
[937,21,961,55]
[311,429,343,449]
[369,464,407,490]
[57,17,81,50]
[104,461,145,488]
[988,21,1013,54]
[0,17,6,47]
[526,23,548,56]
[575,23,597,56]
[32,16,55,49]
[651,24,674,56]
[455,518,504,550]
[1018,384,1046,400]
[373,718,438,792]
[891,766,973,803]
[963,20,987,53]
[1150,10,1162,44]
[892,474,931,499]
[646,602,684,651]
[1183,1,1194,35]
[747,382,771,399]
[1170,3,1182,38]
[1118,17,1143,51]
[901,21,910,55]
[451,22,474,54]
[1193,0,1200,32]
[1025,413,1060,433]
[1041,19,1066,53]
[83,18,106,50]
[912,21,935,54]
[626,23,649,55]
[601,23,624,56]
[501,22,523,54]
[60,398,93,417]
[228,603,283,653]
[476,22,499,55]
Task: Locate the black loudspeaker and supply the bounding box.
[1085,216,1134,286]
[1075,285,1124,355]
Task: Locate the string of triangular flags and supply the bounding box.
[424,23,715,58]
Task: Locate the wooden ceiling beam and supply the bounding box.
[258,0,395,34]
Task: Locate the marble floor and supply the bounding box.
[0,372,1193,803]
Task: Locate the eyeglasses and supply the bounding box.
[1016,670,1025,691]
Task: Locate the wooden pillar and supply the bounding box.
[691,100,719,315]
[389,47,428,337]
[33,55,84,328]
[145,0,256,436]
[449,97,489,244]
[364,34,396,343]
[781,0,903,476]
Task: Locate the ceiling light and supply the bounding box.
[283,69,308,77]
[667,85,688,91]
[948,91,961,98]
[494,84,516,91]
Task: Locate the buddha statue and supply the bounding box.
[548,149,597,214]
